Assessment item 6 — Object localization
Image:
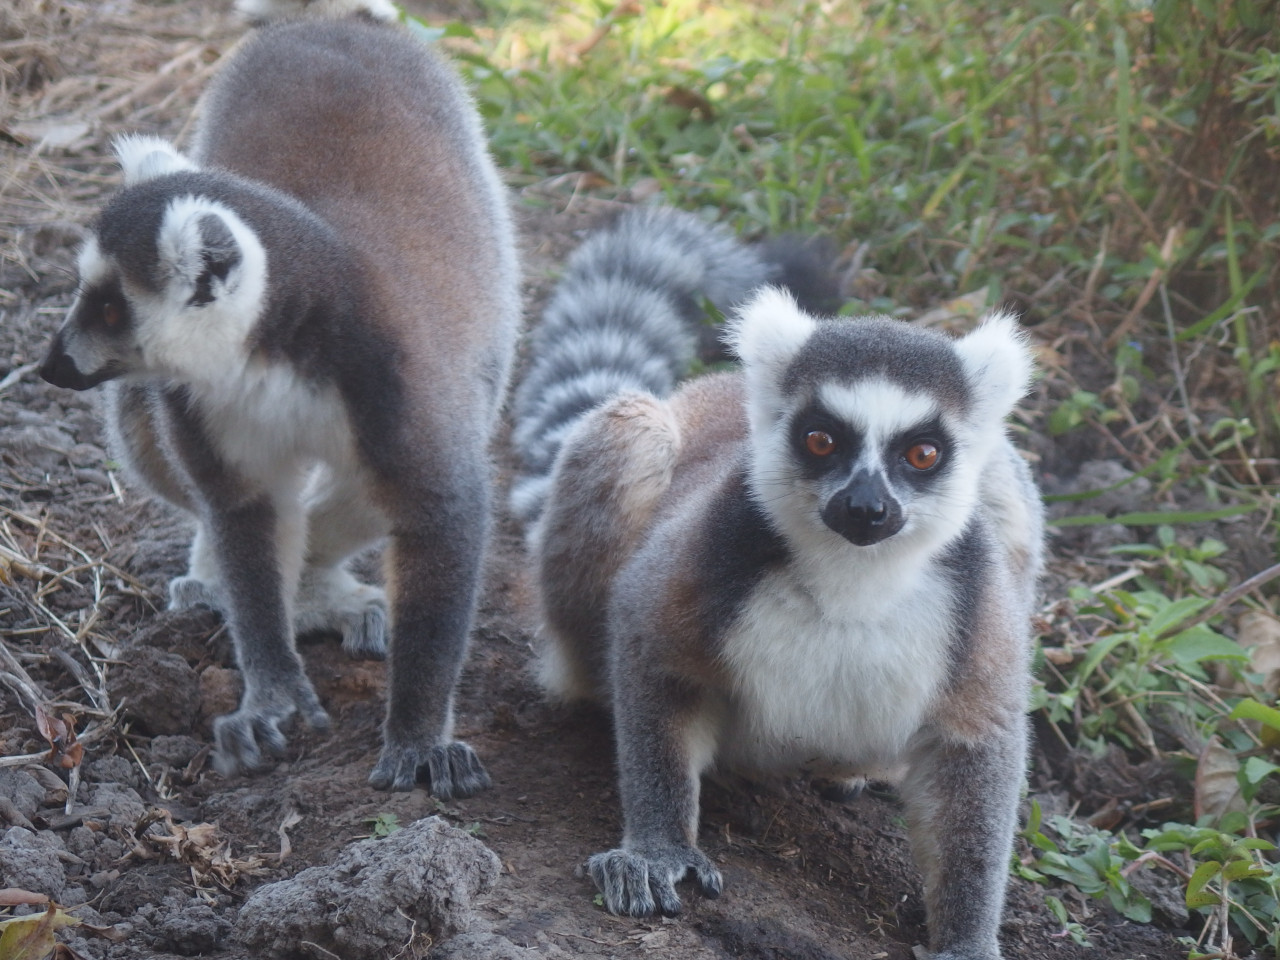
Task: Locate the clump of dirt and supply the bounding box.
[0,3,1215,960]
[237,816,500,958]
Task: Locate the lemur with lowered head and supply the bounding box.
[515,210,1043,960]
[39,0,520,798]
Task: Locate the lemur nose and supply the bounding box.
[821,470,904,546]
[847,500,888,526]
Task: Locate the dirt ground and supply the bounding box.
[0,2,1237,958]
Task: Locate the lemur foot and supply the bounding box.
[588,844,722,917]
[368,739,490,799]
[211,681,330,775]
[295,567,388,659]
[168,575,224,613]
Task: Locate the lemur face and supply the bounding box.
[41,140,267,392]
[729,287,1032,555]
[787,382,960,546]
[41,236,140,390]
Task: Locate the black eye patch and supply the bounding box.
[887,416,954,488]
[81,276,132,336]
[787,403,863,479]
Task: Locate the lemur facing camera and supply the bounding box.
[39,0,520,799]
[514,210,1044,960]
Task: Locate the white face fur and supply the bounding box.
[727,287,1032,565]
[50,139,269,389]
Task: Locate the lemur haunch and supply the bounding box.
[39,0,520,799]
[516,214,1043,960]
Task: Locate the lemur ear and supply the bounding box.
[114,135,196,187]
[954,310,1034,423]
[156,198,246,304]
[726,285,817,374]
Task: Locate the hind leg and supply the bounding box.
[169,523,226,612]
[294,467,390,658]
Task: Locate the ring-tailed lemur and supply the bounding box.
[39,0,520,799]
[518,224,1043,956]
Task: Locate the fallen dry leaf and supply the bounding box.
[1193,738,1245,821]
[1239,610,1280,694]
[0,903,81,960]
[34,705,83,771]
[133,809,270,890]
[0,890,49,908]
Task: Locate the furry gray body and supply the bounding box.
[40,4,519,797]
[524,269,1042,957]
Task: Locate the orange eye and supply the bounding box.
[905,442,939,470]
[103,303,120,328]
[805,430,836,456]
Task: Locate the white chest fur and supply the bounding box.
[718,554,955,774]
[191,362,357,485]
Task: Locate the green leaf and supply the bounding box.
[1186,860,1223,909]
[1243,756,1280,785]
[1118,894,1152,923]
[1222,859,1268,883]
[1021,798,1043,838]
[1229,698,1280,732]
[1044,894,1070,925]
[1234,837,1277,852]
[1077,631,1132,685]
[1144,595,1211,637]
[1052,504,1256,527]
[1157,627,1247,665]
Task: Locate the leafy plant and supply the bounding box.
[363,812,401,839]
[1020,802,1152,924]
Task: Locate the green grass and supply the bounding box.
[409,1,1280,955]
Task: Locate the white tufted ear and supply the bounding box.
[725,286,817,441]
[726,285,817,375]
[130,194,267,379]
[154,196,256,305]
[113,135,196,187]
[953,310,1034,424]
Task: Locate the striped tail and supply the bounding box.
[510,206,833,525]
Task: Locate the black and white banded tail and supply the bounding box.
[510,206,836,525]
